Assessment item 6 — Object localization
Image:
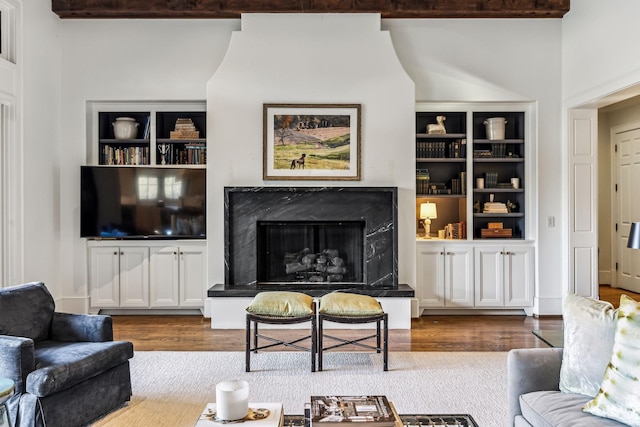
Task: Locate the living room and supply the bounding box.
[2,0,640,425]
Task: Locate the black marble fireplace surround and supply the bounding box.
[209,186,414,298]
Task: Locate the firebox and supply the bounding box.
[256,221,365,286]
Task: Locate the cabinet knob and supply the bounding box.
[440,251,445,255]
[446,252,453,255]
[173,251,177,255]
[113,251,118,256]
[120,251,124,255]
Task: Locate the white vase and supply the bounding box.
[112,117,139,139]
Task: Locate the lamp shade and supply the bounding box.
[420,202,437,220]
[629,222,640,249]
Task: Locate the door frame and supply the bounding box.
[610,120,640,288]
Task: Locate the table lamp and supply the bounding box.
[420,202,437,238]
[628,222,640,249]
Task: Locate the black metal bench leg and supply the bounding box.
[311,314,317,372]
[376,319,381,353]
[253,320,259,353]
[245,315,251,372]
[318,315,324,371]
[383,314,388,371]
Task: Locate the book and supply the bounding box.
[196,402,284,427]
[310,396,397,427]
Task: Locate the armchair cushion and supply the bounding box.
[27,340,134,397]
[0,282,54,343]
[52,312,113,342]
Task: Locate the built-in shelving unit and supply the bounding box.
[88,101,206,167]
[414,103,535,315]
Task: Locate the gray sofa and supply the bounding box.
[0,282,134,427]
[507,348,627,426]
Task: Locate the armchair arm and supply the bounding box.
[51,312,113,342]
[507,348,563,427]
[0,335,35,394]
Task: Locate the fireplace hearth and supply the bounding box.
[223,187,399,292]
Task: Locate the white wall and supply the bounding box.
[206,14,416,290]
[48,14,565,313]
[386,18,563,313]
[562,0,640,107]
[19,0,61,295]
[56,18,238,310]
[15,0,603,314]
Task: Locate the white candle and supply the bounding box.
[216,380,249,421]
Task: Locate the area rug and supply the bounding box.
[92,351,508,427]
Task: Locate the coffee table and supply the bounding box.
[282,414,479,427]
[532,329,564,348]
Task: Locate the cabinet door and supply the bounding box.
[444,246,474,307]
[416,244,446,307]
[119,247,150,307]
[504,246,534,307]
[179,245,207,307]
[149,247,180,307]
[89,247,120,308]
[474,246,504,307]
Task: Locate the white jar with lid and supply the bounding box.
[112,117,139,139]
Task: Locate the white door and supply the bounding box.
[179,245,207,307]
[474,246,503,307]
[119,247,150,307]
[149,246,180,307]
[504,246,534,307]
[568,109,598,297]
[444,246,474,307]
[616,127,640,293]
[416,244,446,308]
[89,246,120,307]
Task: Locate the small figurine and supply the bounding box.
[427,115,446,134]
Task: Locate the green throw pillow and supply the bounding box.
[319,292,383,315]
[559,293,618,397]
[245,291,313,317]
[583,294,640,426]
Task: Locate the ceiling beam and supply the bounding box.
[51,0,570,19]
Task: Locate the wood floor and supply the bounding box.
[111,285,639,352]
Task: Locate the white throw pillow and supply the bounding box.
[583,295,640,426]
[559,293,618,397]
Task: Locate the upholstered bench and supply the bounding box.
[245,291,317,372]
[317,292,388,371]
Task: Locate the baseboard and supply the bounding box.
[535,296,562,316]
[599,270,612,286]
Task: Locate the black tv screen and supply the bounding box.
[81,166,206,239]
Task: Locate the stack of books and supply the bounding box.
[310,396,400,427]
[170,118,200,139]
[483,202,509,213]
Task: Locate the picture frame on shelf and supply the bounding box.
[263,103,361,181]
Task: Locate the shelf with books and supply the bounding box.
[88,101,206,168]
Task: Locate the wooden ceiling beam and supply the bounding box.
[51,0,570,19]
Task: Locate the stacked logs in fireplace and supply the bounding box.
[284,247,347,282]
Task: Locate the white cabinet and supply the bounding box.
[89,246,149,308]
[416,243,474,308]
[149,245,207,308]
[89,241,206,310]
[474,245,534,308]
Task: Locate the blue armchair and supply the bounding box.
[0,282,134,427]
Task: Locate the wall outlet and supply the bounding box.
[547,216,556,227]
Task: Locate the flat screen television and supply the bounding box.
[81,166,206,239]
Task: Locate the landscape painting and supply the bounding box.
[263,104,361,180]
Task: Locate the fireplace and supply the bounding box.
[224,186,398,291]
[256,220,365,286]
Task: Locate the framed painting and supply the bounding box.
[263,103,361,180]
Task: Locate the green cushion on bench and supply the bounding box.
[319,292,383,316]
[246,291,314,317]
